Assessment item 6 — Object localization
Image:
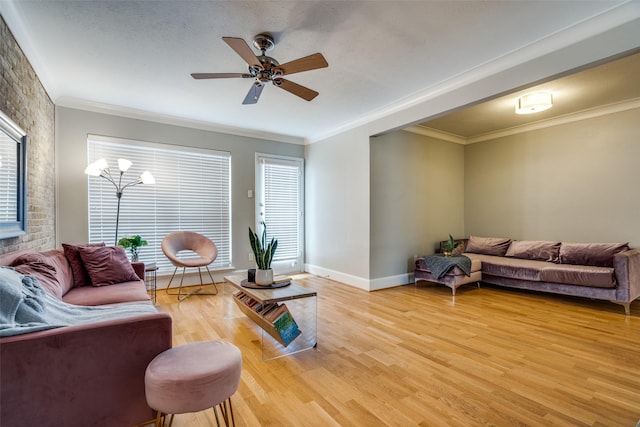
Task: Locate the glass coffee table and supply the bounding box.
[224,274,317,360]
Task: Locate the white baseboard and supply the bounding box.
[303,264,413,291]
[369,272,414,291]
[304,264,370,290]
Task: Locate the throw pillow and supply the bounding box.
[62,242,106,287]
[13,262,62,299]
[505,240,561,263]
[78,245,140,287]
[559,242,630,267]
[465,236,512,256]
[11,250,74,298]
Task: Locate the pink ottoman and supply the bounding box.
[145,341,242,427]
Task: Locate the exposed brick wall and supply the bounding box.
[0,15,55,253]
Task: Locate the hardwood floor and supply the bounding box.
[154,275,640,426]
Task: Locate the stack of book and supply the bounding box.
[233,292,301,346]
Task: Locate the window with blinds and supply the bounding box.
[256,154,304,274]
[0,111,27,239]
[87,136,231,274]
[0,132,18,222]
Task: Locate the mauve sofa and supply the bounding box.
[415,236,640,315]
[0,247,173,427]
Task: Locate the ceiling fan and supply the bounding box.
[191,33,329,105]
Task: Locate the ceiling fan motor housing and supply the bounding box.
[252,33,275,52]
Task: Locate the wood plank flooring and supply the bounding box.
[154,275,640,426]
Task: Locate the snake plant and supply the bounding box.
[248,222,278,270]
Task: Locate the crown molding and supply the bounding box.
[55,97,306,145]
[410,98,640,145]
[466,98,640,144]
[402,126,466,145]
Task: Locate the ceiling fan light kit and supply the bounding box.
[515,92,553,114]
[191,33,328,105]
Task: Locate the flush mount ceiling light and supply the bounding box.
[515,92,553,114]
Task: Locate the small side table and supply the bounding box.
[145,262,158,303]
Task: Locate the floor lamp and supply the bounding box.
[85,158,155,245]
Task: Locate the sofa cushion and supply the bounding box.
[62,280,150,305]
[477,255,549,281]
[78,246,140,287]
[559,242,629,267]
[505,240,561,263]
[540,264,616,288]
[11,250,74,298]
[62,242,106,287]
[465,236,512,257]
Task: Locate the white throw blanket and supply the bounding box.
[0,267,158,337]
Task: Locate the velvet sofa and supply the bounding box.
[415,236,640,315]
[0,246,173,427]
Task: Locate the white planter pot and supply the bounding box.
[255,269,274,285]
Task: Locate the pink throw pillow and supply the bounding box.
[78,245,140,287]
[13,262,62,299]
[465,236,512,257]
[505,240,561,263]
[559,242,630,267]
[62,242,106,287]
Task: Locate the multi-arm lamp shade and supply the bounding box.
[85,158,155,245]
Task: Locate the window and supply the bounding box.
[0,111,27,239]
[255,154,304,274]
[87,135,231,274]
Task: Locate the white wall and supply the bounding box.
[304,127,371,289]
[55,106,304,276]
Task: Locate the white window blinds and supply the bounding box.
[0,132,18,222]
[256,154,303,272]
[87,136,231,274]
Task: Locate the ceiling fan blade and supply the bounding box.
[242,82,265,105]
[277,53,328,76]
[274,79,319,101]
[191,73,252,79]
[222,37,262,69]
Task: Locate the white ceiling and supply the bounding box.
[1,1,637,143]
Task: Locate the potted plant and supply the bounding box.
[248,221,278,285]
[441,234,460,257]
[117,235,148,262]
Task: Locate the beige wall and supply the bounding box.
[370,131,464,283]
[465,108,640,247]
[0,16,55,254]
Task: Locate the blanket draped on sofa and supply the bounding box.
[422,254,472,279]
[0,267,158,337]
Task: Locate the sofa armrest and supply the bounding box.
[132,261,145,281]
[0,312,172,426]
[613,248,640,303]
